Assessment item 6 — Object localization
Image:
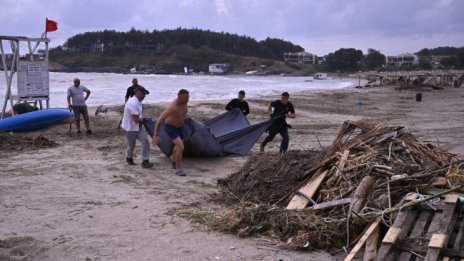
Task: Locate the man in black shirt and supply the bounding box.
[260,92,296,154]
[125,78,144,103]
[225,90,249,115]
[120,78,144,129]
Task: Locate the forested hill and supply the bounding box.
[63,28,303,60]
[50,28,309,74]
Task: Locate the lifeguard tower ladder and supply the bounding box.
[0,35,50,119]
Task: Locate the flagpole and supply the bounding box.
[30,31,46,55]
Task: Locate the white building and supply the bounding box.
[386,53,419,67]
[209,63,229,74]
[284,52,316,64]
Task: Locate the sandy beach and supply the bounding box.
[1,84,463,260]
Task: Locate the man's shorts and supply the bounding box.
[72,105,89,122]
[164,124,184,140]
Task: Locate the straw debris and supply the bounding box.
[208,119,464,250]
[0,133,58,151]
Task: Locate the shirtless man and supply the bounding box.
[152,89,189,176]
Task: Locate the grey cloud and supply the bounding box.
[0,0,462,55]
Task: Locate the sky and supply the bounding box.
[0,0,463,56]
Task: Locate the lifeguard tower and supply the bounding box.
[0,35,50,119]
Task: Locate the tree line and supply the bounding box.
[55,28,464,72]
[325,46,464,71]
[61,28,304,60]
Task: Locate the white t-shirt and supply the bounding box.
[121,96,143,131]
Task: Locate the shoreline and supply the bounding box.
[0,73,359,110]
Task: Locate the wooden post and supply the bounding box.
[344,218,381,261]
[364,222,380,261]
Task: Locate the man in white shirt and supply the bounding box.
[121,87,153,168]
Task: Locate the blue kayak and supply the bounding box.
[0,109,73,132]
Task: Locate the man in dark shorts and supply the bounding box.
[153,89,189,176]
[225,90,250,115]
[67,78,92,134]
[260,92,296,154]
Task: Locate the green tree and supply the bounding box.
[62,28,305,60]
[363,48,386,69]
[458,47,464,68]
[326,48,363,71]
[440,56,460,68]
[417,48,432,69]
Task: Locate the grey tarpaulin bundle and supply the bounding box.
[143,108,277,157]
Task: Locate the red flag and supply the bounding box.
[45,18,58,32]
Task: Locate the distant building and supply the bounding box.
[284,52,316,64]
[386,53,419,67]
[316,56,326,65]
[209,63,229,74]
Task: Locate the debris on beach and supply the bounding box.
[355,70,464,89]
[207,120,464,258]
[0,134,58,151]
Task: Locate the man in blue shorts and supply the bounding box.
[153,89,190,176]
[67,78,92,134]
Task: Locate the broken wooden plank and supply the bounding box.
[375,209,417,261]
[344,218,381,261]
[336,149,350,175]
[311,198,352,210]
[286,170,329,210]
[428,234,447,248]
[444,194,459,204]
[364,222,380,261]
[397,210,433,261]
[409,210,433,238]
[382,228,402,244]
[424,199,458,261]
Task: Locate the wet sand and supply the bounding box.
[1,84,463,260]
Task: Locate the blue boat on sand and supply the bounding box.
[0,109,73,132]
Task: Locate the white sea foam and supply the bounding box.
[0,72,354,109]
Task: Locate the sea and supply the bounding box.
[0,72,355,109]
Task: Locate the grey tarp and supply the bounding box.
[143,108,275,157]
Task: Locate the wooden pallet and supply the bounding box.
[374,194,463,261]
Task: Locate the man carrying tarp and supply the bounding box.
[260,92,296,154]
[121,87,154,168]
[152,89,190,176]
[225,90,250,115]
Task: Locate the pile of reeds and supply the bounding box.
[207,120,464,250]
[206,202,344,250]
[0,134,57,151]
[310,120,461,221]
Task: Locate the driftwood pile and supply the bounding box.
[0,134,57,151]
[299,120,461,219]
[355,70,464,89]
[209,120,464,251]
